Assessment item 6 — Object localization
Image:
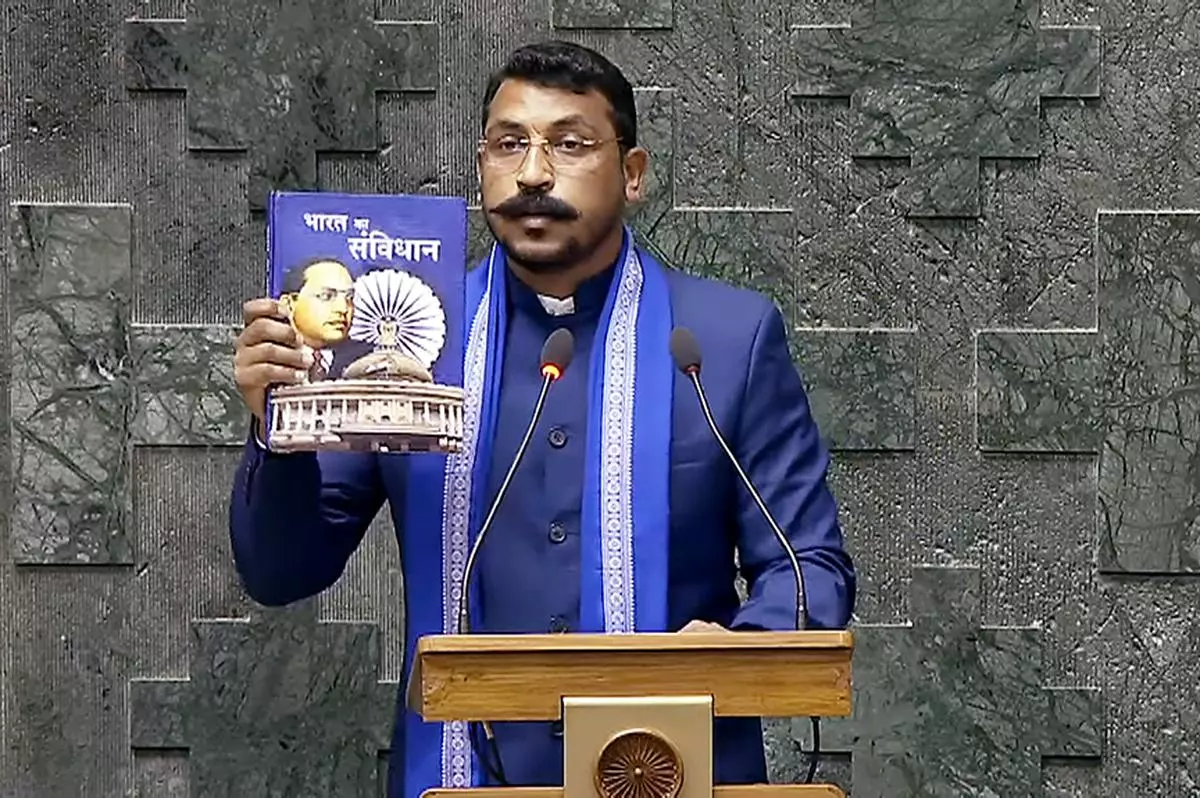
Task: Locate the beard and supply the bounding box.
[486,220,585,273]
[485,192,612,273]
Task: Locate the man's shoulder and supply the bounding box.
[663,267,779,345]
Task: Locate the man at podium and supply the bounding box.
[228,40,856,798]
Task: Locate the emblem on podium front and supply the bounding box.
[595,729,684,798]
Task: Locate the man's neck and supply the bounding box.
[508,225,625,299]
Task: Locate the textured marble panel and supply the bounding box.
[790,330,916,451]
[644,208,798,317]
[1094,212,1200,574]
[7,203,133,564]
[621,85,912,452]
[976,331,1099,453]
[127,127,264,325]
[132,324,245,446]
[131,448,253,680]
[0,2,10,148]
[133,750,189,798]
[642,208,915,450]
[822,454,916,626]
[627,87,676,226]
[1070,581,1200,796]
[551,0,673,30]
[790,0,1101,217]
[129,601,395,796]
[317,93,442,199]
[0,452,251,796]
[978,212,1200,574]
[816,565,1102,796]
[124,1,439,209]
[2,568,141,797]
[4,1,131,201]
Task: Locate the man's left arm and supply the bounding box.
[728,303,856,632]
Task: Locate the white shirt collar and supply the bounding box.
[537,294,575,316]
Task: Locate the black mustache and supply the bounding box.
[490,193,579,219]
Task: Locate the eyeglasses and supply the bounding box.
[300,286,354,303]
[478,132,621,172]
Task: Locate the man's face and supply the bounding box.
[287,261,354,347]
[478,79,642,273]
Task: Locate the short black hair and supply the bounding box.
[280,257,348,294]
[480,40,637,148]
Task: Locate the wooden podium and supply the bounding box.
[409,630,853,798]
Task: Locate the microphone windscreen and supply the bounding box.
[541,327,575,373]
[669,327,702,373]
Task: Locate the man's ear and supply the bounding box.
[622,146,650,203]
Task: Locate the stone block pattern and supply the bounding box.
[2,0,1199,796]
[978,212,1200,575]
[129,602,395,797]
[792,0,1101,218]
[124,0,439,210]
[815,566,1102,796]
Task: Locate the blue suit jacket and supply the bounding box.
[228,264,856,793]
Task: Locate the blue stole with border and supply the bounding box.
[398,226,674,797]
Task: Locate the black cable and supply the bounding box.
[469,721,509,785]
[804,716,821,783]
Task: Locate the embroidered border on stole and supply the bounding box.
[438,253,494,788]
[601,246,642,633]
[436,241,644,784]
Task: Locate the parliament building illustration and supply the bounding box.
[267,265,465,454]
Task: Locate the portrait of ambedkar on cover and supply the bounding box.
[277,257,373,381]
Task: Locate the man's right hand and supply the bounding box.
[234,298,313,422]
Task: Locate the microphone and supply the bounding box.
[669,326,822,782]
[457,326,575,634]
[453,326,574,787]
[669,326,808,631]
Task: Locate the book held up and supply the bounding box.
[263,190,468,454]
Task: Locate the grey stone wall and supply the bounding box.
[1,0,1197,795]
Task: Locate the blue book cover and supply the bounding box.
[263,190,467,451]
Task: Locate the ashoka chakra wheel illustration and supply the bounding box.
[595,729,683,798]
[349,268,447,370]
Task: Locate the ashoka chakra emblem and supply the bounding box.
[348,267,446,369]
[595,729,683,798]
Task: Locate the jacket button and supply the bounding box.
[547,427,567,448]
[548,522,566,543]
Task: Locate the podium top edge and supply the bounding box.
[416,629,854,655]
